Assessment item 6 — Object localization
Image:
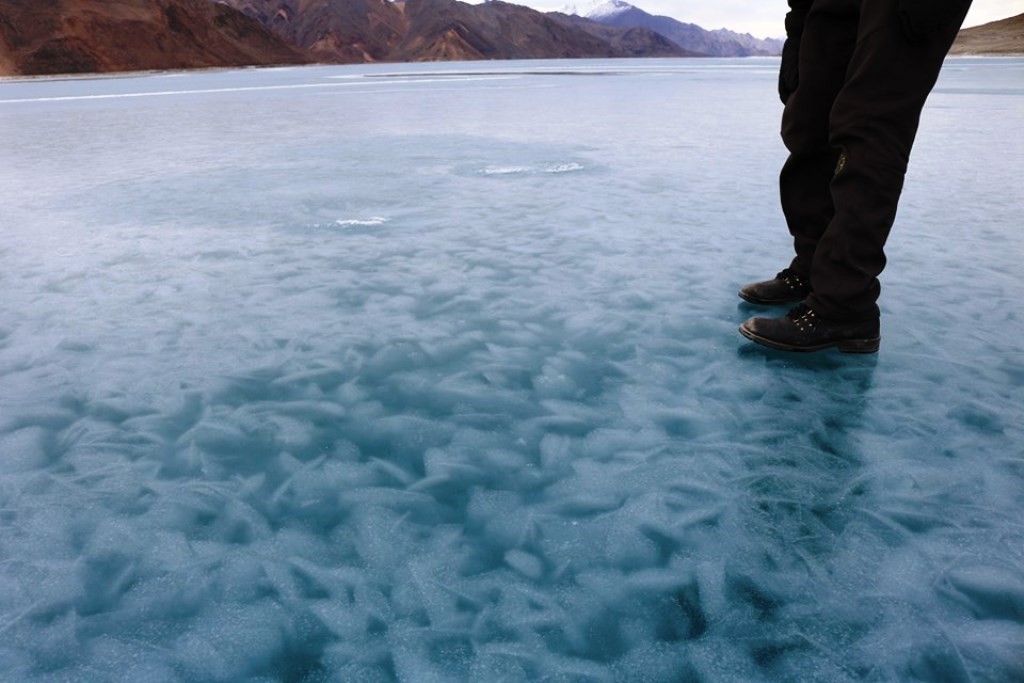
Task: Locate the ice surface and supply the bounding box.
[1,58,1022,681]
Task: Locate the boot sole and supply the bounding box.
[737,290,808,306]
[739,324,880,354]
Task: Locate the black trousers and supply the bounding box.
[780,0,970,321]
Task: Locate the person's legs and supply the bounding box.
[737,0,859,306]
[779,0,860,278]
[740,0,971,352]
[804,0,972,321]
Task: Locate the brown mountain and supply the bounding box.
[951,13,1024,55]
[0,0,310,77]
[221,0,694,62]
[220,0,408,63]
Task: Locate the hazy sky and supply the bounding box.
[464,1,1020,39]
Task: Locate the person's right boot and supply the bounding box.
[738,268,812,305]
[739,303,880,353]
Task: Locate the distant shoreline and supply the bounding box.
[2,53,1021,85]
[0,64,297,84]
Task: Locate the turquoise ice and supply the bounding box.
[1,58,1022,681]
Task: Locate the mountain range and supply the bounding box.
[216,0,700,63]
[0,0,713,75]
[564,0,783,57]
[2,0,1019,78]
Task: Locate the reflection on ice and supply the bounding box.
[0,58,1022,681]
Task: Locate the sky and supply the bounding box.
[465,0,1022,39]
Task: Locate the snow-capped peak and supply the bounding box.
[586,1,635,20]
[560,1,636,20]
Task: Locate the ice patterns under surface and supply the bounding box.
[0,59,1022,682]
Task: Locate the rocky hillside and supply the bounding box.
[0,0,309,77]
[220,0,408,63]
[950,13,1024,55]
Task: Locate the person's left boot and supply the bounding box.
[739,303,880,353]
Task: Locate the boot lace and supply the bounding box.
[785,303,818,331]
[776,269,809,292]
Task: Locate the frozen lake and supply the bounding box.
[1,57,1022,681]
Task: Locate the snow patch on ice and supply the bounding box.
[482,165,533,176]
[482,162,585,176]
[545,162,585,174]
[335,216,389,227]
